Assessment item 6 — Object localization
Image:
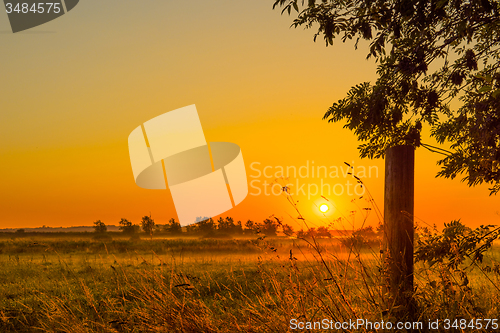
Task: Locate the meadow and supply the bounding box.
[0,231,499,333]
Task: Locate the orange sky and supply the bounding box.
[0,1,498,230]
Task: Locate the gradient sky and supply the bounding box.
[0,0,498,230]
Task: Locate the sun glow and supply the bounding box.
[319,204,329,213]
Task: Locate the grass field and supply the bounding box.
[0,233,499,332]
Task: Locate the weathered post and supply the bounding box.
[383,145,415,313]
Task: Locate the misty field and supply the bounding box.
[0,233,500,332]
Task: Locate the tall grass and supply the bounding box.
[1,179,500,331]
[1,235,500,332]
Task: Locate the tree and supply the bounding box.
[274,0,500,313]
[119,218,139,234]
[316,226,331,238]
[226,217,236,234]
[185,223,198,234]
[306,227,317,238]
[273,0,500,194]
[296,228,319,238]
[218,217,236,233]
[165,218,182,235]
[141,215,155,237]
[261,218,279,236]
[354,225,376,238]
[195,217,214,234]
[235,220,244,234]
[93,220,107,233]
[282,223,295,236]
[296,229,306,238]
[244,219,256,234]
[216,217,226,232]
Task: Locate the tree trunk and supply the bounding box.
[383,145,415,313]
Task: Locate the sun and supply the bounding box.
[319,204,329,213]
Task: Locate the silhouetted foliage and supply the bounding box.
[177,217,293,238]
[141,215,155,236]
[244,220,256,234]
[296,226,332,239]
[296,229,306,238]
[235,220,244,234]
[119,218,140,234]
[218,217,235,233]
[282,223,294,236]
[164,218,182,235]
[316,226,331,238]
[261,219,279,236]
[412,220,500,311]
[274,0,500,194]
[341,225,379,248]
[415,220,500,268]
[93,220,107,233]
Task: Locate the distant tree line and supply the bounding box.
[93,215,298,238]
[162,216,297,237]
[92,215,384,243]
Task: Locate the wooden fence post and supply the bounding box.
[383,145,415,313]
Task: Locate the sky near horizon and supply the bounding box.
[0,0,498,230]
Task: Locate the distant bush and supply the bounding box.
[141,215,155,237]
[119,218,140,234]
[93,220,107,233]
[164,218,182,235]
[340,226,379,248]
